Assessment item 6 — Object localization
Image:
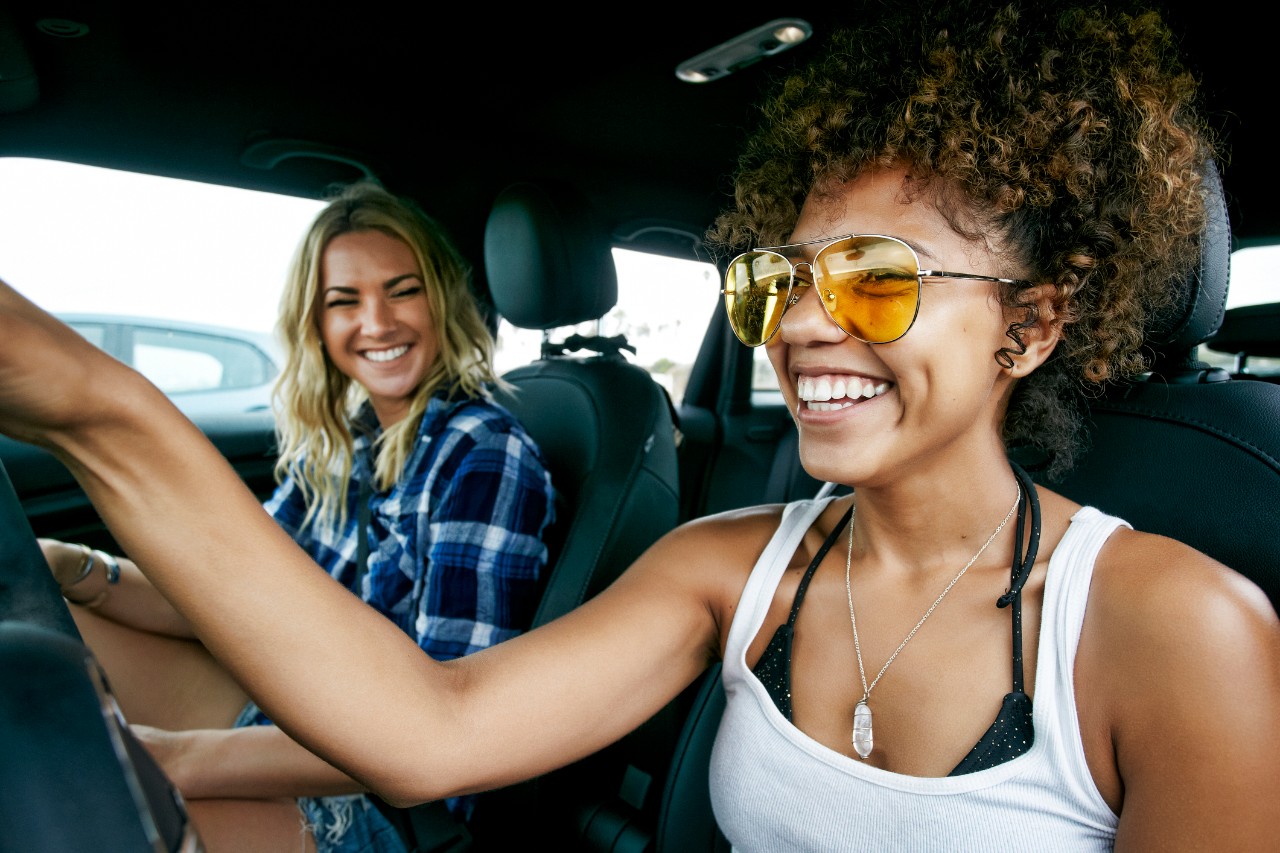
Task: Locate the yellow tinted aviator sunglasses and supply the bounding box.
[722,233,1030,347]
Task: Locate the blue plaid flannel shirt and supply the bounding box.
[247,391,555,822]
[266,392,554,655]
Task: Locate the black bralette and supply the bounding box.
[750,462,1041,775]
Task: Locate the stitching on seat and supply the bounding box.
[1094,402,1280,469]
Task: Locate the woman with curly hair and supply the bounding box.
[34,180,556,853]
[0,1,1275,849]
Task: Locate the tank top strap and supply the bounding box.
[752,503,852,719]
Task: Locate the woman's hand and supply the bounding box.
[38,538,88,588]
[128,724,197,793]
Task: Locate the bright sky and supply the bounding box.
[0,158,324,333]
[1225,245,1280,309]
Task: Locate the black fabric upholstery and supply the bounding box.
[764,424,852,505]
[493,364,681,626]
[763,425,824,504]
[0,459,80,638]
[1144,162,1231,353]
[654,662,731,853]
[483,177,681,624]
[1038,379,1280,604]
[1206,302,1280,360]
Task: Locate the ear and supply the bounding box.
[1002,284,1060,378]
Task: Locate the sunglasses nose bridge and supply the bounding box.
[785,260,815,307]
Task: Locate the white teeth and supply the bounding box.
[365,344,409,363]
[796,374,891,406]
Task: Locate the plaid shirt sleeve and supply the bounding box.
[261,470,307,541]
[393,398,555,662]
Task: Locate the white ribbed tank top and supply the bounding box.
[710,499,1127,852]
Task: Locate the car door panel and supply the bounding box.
[1,411,279,549]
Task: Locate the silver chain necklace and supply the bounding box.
[845,484,1021,760]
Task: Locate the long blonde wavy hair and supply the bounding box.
[272,180,501,530]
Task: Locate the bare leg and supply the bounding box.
[188,799,318,853]
[69,604,248,730]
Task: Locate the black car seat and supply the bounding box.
[651,160,1280,850]
[484,180,682,631]
[450,180,683,850]
[0,461,201,853]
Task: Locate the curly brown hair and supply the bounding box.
[706,0,1216,479]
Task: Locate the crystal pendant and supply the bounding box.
[852,699,874,758]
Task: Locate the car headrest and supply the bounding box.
[484,181,618,331]
[1145,159,1231,356]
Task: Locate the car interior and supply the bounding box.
[0,2,1277,852]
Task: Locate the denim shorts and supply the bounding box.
[234,702,407,853]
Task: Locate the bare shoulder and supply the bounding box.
[673,501,793,541]
[1089,528,1277,637]
[1079,525,1278,722]
[1075,520,1280,840]
[636,501,792,587]
[619,500,798,631]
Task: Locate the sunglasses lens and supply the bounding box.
[814,236,920,343]
[724,251,792,346]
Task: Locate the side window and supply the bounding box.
[752,347,781,392]
[0,157,319,417]
[1197,242,1280,380]
[495,248,719,404]
[130,328,276,395]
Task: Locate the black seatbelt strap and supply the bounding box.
[354,476,371,594]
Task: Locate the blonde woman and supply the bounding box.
[37,180,556,853]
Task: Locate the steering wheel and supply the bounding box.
[0,458,201,852]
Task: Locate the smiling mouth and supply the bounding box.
[796,374,891,410]
[364,344,410,363]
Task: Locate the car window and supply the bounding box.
[131,327,277,394]
[1197,243,1280,377]
[1,157,717,407]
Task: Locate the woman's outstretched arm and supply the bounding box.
[0,277,741,805]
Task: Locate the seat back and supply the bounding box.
[483,179,682,627]
[0,460,200,853]
[468,180,684,849]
